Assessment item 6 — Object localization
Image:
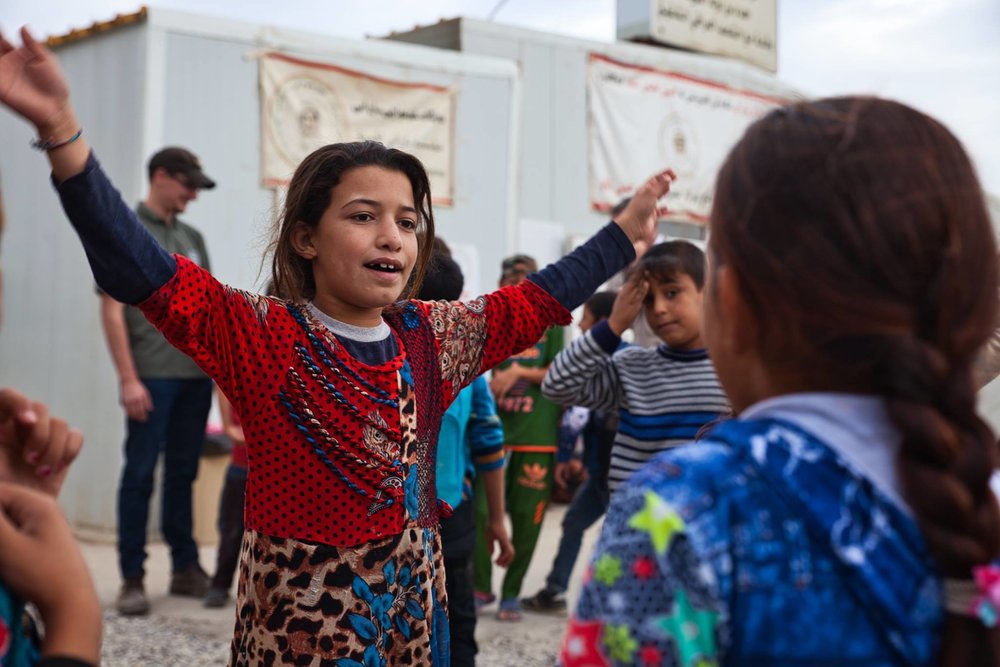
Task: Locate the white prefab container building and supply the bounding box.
[0,8,521,534]
[386,17,803,265]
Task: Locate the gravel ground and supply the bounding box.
[102,612,230,666]
[101,612,560,666]
[478,634,560,667]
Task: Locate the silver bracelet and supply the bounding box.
[30,127,83,151]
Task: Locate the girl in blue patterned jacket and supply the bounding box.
[562,97,1000,667]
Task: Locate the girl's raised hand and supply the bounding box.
[613,168,676,257]
[0,27,72,134]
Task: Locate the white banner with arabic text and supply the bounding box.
[588,53,787,223]
[260,52,456,205]
[653,0,777,72]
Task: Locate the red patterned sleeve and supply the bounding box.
[136,255,294,415]
[415,279,571,406]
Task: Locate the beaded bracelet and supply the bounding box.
[30,128,83,152]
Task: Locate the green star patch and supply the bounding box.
[593,554,623,586]
[653,588,719,667]
[603,623,638,663]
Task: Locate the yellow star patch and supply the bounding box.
[628,490,686,555]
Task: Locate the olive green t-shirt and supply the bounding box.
[120,203,211,379]
[495,326,564,450]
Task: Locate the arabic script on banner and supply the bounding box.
[259,52,456,206]
[653,0,777,72]
[588,53,788,224]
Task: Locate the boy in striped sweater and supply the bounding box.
[541,241,729,492]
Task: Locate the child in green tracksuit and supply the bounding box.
[474,254,564,621]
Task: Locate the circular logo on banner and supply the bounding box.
[657,114,699,178]
[267,75,347,170]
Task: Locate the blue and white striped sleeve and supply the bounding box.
[542,320,622,413]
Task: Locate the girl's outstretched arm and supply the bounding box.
[0,27,176,304]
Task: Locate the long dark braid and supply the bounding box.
[711,96,1000,664]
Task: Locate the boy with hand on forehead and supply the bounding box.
[541,241,730,492]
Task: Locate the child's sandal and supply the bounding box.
[496,598,522,622]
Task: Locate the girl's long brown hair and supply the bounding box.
[711,96,1000,665]
[268,141,436,304]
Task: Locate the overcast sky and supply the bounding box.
[4,0,998,193]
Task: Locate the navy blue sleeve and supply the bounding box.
[589,319,624,355]
[527,222,635,311]
[53,152,176,304]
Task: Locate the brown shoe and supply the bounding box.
[117,576,150,616]
[169,564,210,597]
[203,586,230,608]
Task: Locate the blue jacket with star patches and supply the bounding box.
[561,408,944,667]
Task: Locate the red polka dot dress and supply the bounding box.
[139,256,571,666]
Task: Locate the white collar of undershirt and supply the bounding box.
[307,303,391,342]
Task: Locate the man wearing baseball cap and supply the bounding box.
[101,146,216,615]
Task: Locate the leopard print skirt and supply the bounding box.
[229,526,450,666]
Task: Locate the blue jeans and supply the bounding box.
[545,474,609,593]
[117,378,212,579]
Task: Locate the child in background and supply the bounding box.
[418,240,514,667]
[563,97,1000,666]
[0,387,101,667]
[523,290,619,614]
[474,254,564,623]
[0,28,674,666]
[548,406,590,504]
[204,386,248,608]
[542,241,730,493]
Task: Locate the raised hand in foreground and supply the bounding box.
[0,27,90,180]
